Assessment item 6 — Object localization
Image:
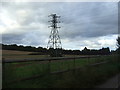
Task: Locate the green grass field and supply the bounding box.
[3,54,120,88]
[2,50,120,88]
[3,58,93,83]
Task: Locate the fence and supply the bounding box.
[2,55,109,86]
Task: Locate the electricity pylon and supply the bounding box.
[47,14,62,57]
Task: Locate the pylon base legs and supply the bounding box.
[49,48,62,57]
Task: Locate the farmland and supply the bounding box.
[1,50,49,60]
[2,50,95,60]
[2,50,120,88]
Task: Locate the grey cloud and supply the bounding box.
[2,31,48,47]
[1,2,118,50]
[2,34,25,44]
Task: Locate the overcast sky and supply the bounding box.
[0,1,118,50]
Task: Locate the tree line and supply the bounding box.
[1,43,112,55]
[1,44,48,55]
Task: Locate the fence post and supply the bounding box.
[2,58,5,88]
[48,60,51,73]
[88,57,90,64]
[74,53,75,69]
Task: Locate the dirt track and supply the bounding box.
[95,73,120,88]
[2,55,100,63]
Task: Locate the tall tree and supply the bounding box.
[117,37,120,54]
[117,37,120,48]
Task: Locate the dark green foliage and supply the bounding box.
[117,37,120,47]
[48,48,62,57]
[1,44,48,54]
[116,37,120,54]
[82,47,110,55]
[1,43,111,55]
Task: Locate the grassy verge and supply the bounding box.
[3,56,104,83]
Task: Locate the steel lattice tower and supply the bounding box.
[47,14,62,57]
